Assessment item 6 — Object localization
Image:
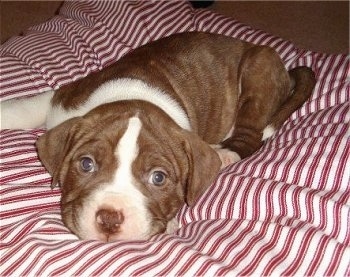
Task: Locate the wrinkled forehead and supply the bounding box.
[69,115,142,163]
[111,114,179,179]
[79,114,177,171]
[83,113,141,144]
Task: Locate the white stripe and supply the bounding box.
[113,116,142,191]
[47,78,191,130]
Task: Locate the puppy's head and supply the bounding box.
[36,102,221,242]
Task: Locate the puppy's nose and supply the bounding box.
[96,209,124,234]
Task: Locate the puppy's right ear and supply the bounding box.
[36,117,81,188]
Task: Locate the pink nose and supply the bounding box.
[96,209,124,234]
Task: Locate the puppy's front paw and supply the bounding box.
[211,145,241,169]
[166,218,179,234]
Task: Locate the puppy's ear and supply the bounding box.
[36,117,81,188]
[182,130,221,206]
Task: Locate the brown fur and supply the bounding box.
[38,32,315,240]
[52,32,315,156]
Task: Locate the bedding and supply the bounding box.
[0,1,349,275]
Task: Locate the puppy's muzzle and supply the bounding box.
[96,208,125,235]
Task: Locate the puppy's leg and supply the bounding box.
[211,144,241,169]
[262,66,315,140]
[221,46,291,158]
[1,91,54,129]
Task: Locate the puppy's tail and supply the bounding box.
[262,66,316,140]
[0,90,54,129]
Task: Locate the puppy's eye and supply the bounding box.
[80,156,95,173]
[149,170,167,186]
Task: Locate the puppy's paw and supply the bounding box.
[262,124,276,141]
[166,217,179,234]
[211,145,241,169]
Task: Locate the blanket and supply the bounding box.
[1,1,349,275]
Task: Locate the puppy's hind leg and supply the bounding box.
[221,46,292,159]
[1,90,54,129]
[262,66,315,140]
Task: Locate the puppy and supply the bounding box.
[0,32,316,241]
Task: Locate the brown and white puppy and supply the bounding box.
[0,32,316,242]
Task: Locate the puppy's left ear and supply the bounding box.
[182,130,221,206]
[36,117,82,188]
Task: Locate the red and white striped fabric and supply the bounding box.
[1,1,349,275]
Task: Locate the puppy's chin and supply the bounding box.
[77,227,160,243]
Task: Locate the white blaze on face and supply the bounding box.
[114,116,142,188]
[78,116,152,241]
